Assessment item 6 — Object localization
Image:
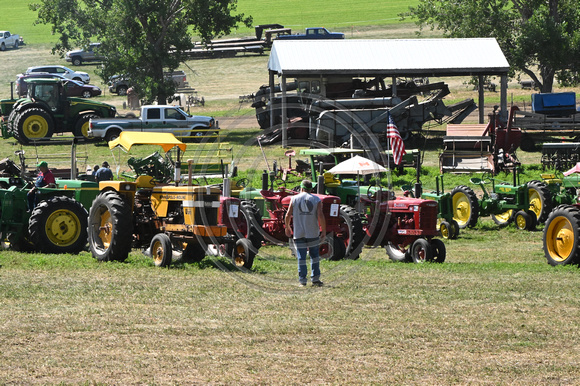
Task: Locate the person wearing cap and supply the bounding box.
[284,179,326,287]
[95,161,113,182]
[27,161,56,211]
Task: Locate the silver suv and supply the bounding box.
[65,43,105,66]
[26,65,90,83]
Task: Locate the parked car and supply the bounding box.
[65,43,105,66]
[64,79,102,98]
[108,70,188,95]
[26,65,90,83]
[15,73,100,98]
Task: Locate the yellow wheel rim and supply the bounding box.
[152,240,166,266]
[234,244,246,267]
[529,188,542,220]
[22,115,49,138]
[515,213,527,229]
[546,216,575,262]
[440,222,450,239]
[98,210,112,249]
[44,209,81,247]
[453,192,472,226]
[495,210,513,224]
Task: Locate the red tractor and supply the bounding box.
[243,173,364,260]
[360,190,446,263]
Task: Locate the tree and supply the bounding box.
[30,0,252,103]
[402,0,580,93]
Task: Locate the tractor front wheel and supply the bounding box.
[410,238,433,263]
[514,210,536,231]
[451,185,479,229]
[543,205,580,266]
[28,196,88,254]
[88,190,133,262]
[528,180,553,224]
[431,238,446,263]
[231,238,255,269]
[150,234,172,267]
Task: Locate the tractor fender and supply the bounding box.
[13,101,51,115]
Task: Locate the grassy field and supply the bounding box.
[2,1,580,384]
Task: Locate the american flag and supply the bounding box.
[386,112,406,165]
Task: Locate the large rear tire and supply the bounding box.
[491,210,513,227]
[528,180,553,224]
[74,113,100,141]
[28,196,88,254]
[338,204,364,260]
[451,185,479,229]
[543,205,580,266]
[88,190,133,262]
[240,200,264,251]
[320,234,346,261]
[13,108,55,145]
[385,242,411,263]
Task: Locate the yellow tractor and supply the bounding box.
[87,132,256,268]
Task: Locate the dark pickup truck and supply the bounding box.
[276,27,345,40]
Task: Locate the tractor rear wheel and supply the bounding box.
[74,113,100,141]
[385,242,411,263]
[150,234,172,267]
[451,185,479,229]
[492,210,514,227]
[320,234,346,261]
[240,200,264,251]
[543,205,580,266]
[338,205,364,260]
[28,196,88,254]
[88,190,133,262]
[528,180,553,223]
[13,108,55,144]
[430,238,446,263]
[231,238,255,269]
[410,238,433,263]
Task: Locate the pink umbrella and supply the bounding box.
[563,162,580,176]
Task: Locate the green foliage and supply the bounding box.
[403,0,580,92]
[29,0,252,103]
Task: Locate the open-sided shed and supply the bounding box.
[267,38,510,146]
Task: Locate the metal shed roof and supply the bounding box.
[268,38,510,77]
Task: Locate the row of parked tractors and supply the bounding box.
[1,141,580,268]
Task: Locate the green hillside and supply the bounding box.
[0,0,419,44]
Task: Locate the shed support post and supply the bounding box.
[500,74,508,123]
[391,76,397,97]
[281,75,287,148]
[269,70,275,131]
[478,75,485,124]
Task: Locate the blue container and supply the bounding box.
[531,92,577,116]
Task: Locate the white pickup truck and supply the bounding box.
[88,105,218,142]
[0,31,20,51]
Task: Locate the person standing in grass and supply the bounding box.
[285,180,326,287]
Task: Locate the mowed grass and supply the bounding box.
[1,227,580,384]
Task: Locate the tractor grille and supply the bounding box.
[419,205,438,230]
[194,194,220,226]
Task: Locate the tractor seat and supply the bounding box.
[285,150,296,157]
[324,172,340,188]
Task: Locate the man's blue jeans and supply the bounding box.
[292,237,320,284]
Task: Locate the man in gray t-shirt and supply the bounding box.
[285,180,326,287]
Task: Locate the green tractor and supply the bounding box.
[0,158,99,253]
[451,168,539,231]
[0,78,116,144]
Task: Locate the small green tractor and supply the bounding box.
[451,168,539,231]
[0,78,116,144]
